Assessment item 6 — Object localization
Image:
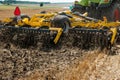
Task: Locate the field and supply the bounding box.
[0,4,120,80]
[0,3,71,20]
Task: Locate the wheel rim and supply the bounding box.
[63,21,69,33]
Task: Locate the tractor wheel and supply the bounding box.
[21,15,30,20]
[39,26,49,29]
[71,4,86,14]
[101,1,120,21]
[13,15,30,21]
[52,15,70,33]
[10,15,30,26]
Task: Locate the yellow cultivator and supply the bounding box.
[0,7,120,50]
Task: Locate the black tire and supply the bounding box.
[100,1,120,21]
[21,15,30,20]
[39,26,49,29]
[52,15,70,33]
[87,7,101,20]
[13,15,30,21]
[9,15,30,26]
[71,4,87,14]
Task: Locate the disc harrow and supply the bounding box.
[0,7,120,51]
[0,26,58,49]
[68,28,111,50]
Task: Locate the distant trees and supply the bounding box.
[1,0,16,5]
[0,0,50,5]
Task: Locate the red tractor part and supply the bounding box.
[114,8,120,21]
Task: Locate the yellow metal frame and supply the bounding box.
[49,28,63,44]
[2,11,120,45]
[110,28,117,45]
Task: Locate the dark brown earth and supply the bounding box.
[0,4,120,80]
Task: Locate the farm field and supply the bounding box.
[0,3,72,19]
[0,4,120,80]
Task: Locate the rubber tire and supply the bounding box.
[21,15,30,20]
[100,1,120,21]
[71,4,86,14]
[10,15,30,26]
[39,26,49,29]
[13,15,30,21]
[52,15,70,33]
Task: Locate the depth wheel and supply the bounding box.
[52,15,70,33]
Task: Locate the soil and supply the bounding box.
[0,5,120,80]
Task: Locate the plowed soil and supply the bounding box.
[0,4,120,80]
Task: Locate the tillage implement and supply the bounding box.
[0,6,120,50]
